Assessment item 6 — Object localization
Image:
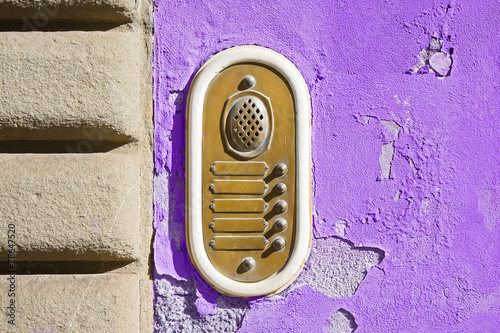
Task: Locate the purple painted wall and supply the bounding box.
[153,0,500,332]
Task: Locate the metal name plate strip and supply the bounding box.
[210,180,267,194]
[211,161,268,176]
[210,218,268,233]
[210,199,267,213]
[211,236,267,250]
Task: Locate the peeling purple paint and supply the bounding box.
[154,0,500,331]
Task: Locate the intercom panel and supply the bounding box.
[186,46,311,297]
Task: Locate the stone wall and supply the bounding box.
[0,0,153,331]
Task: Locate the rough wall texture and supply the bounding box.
[154,0,500,332]
[0,0,153,331]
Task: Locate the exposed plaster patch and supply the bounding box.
[380,120,402,140]
[429,52,453,77]
[314,218,348,239]
[154,278,248,332]
[379,142,395,179]
[394,189,402,201]
[335,220,347,237]
[329,309,358,333]
[409,37,450,76]
[408,1,456,78]
[293,237,385,298]
[358,116,402,180]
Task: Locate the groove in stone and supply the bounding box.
[0,0,136,27]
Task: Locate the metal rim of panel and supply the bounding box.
[186,45,311,297]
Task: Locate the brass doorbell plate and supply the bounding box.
[186,46,311,297]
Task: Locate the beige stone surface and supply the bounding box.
[0,32,141,142]
[0,0,136,23]
[0,152,141,261]
[0,274,140,332]
[0,0,153,330]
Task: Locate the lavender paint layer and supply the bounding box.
[154,0,500,332]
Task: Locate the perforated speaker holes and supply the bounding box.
[227,96,268,152]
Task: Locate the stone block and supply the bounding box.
[0,32,141,142]
[0,153,140,261]
[0,0,136,23]
[0,274,140,332]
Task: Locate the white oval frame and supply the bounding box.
[186,45,311,297]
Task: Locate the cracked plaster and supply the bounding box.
[154,0,500,332]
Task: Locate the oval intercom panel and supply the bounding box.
[186,46,311,297]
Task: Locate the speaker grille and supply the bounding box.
[227,96,268,152]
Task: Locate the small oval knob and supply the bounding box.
[274,183,287,195]
[274,163,288,176]
[272,237,286,251]
[274,200,288,214]
[273,219,288,232]
[241,257,256,271]
[241,75,256,89]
